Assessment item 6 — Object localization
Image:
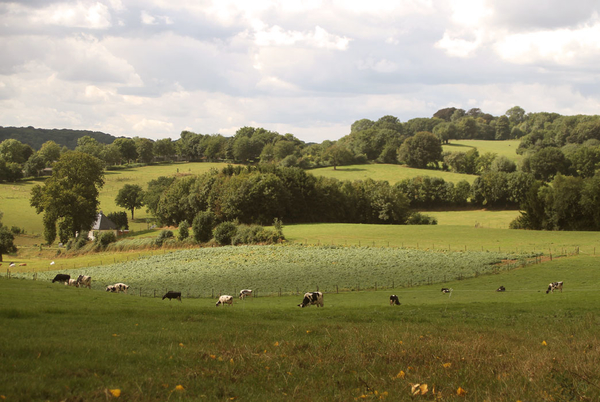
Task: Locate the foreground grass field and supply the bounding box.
[2,255,599,401]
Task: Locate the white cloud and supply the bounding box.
[28,1,112,29]
[254,25,351,50]
[356,58,398,73]
[494,22,600,65]
[435,30,484,58]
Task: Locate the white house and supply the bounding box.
[88,212,118,241]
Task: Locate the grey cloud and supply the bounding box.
[491,1,599,30]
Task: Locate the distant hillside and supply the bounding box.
[0,126,117,150]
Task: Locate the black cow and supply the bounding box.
[496,286,506,292]
[441,288,451,294]
[162,291,182,302]
[298,292,323,308]
[52,274,70,284]
[389,295,401,305]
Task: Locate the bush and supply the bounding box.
[213,222,237,245]
[154,230,174,247]
[95,231,117,248]
[406,212,438,225]
[192,211,215,243]
[107,211,128,230]
[178,220,189,241]
[10,226,23,235]
[231,225,284,245]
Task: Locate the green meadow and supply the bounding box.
[442,139,523,163]
[1,254,599,401]
[310,164,477,185]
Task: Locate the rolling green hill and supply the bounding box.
[442,139,522,163]
[0,126,117,150]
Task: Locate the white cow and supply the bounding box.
[66,278,78,286]
[216,295,233,307]
[106,283,129,293]
[76,275,92,289]
[239,289,252,299]
[298,292,324,308]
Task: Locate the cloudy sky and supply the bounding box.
[1,0,599,142]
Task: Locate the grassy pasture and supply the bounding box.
[0,162,235,235]
[442,139,523,163]
[283,223,600,256]
[310,164,477,185]
[1,255,599,401]
[427,209,520,228]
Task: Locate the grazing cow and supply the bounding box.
[66,279,78,286]
[9,262,15,267]
[389,295,401,305]
[50,261,55,266]
[298,292,324,308]
[111,283,130,293]
[496,286,506,292]
[105,285,117,292]
[546,281,563,294]
[239,289,252,299]
[441,288,451,294]
[51,274,70,284]
[216,295,233,307]
[19,263,27,266]
[162,291,182,302]
[76,275,92,289]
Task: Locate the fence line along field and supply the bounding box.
[13,244,535,297]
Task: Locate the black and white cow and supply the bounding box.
[546,281,563,294]
[51,274,70,284]
[389,294,401,305]
[496,286,506,292]
[216,295,233,306]
[239,289,252,299]
[298,292,324,308]
[441,288,451,294]
[163,291,182,302]
[66,278,78,286]
[110,283,130,293]
[76,275,92,289]
[106,285,117,292]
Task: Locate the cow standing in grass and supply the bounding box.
[76,275,92,289]
[546,281,563,294]
[163,291,182,302]
[216,295,233,306]
[389,295,401,305]
[106,283,129,293]
[239,289,252,300]
[51,274,70,284]
[298,292,323,308]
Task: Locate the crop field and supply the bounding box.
[12,245,529,297]
[310,163,477,185]
[2,255,600,401]
[427,210,520,228]
[442,139,523,163]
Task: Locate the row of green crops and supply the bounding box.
[16,244,537,298]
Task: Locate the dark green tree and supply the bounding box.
[113,138,138,163]
[397,132,442,168]
[30,152,105,244]
[192,211,216,243]
[115,184,145,220]
[0,212,17,262]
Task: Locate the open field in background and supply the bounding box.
[0,162,238,234]
[2,255,600,401]
[426,209,520,228]
[310,163,478,185]
[443,139,523,163]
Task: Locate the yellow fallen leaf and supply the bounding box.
[109,389,121,398]
[457,387,467,396]
[410,383,428,395]
[542,341,547,346]
[274,341,279,346]
[230,358,234,364]
[442,362,452,368]
[174,385,184,391]
[396,371,406,379]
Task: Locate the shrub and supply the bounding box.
[96,231,117,248]
[154,230,174,247]
[213,222,237,245]
[192,211,215,243]
[407,212,438,225]
[10,226,22,235]
[107,211,128,230]
[178,220,189,241]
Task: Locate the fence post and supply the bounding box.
[140,287,142,297]
[336,285,338,294]
[375,282,377,291]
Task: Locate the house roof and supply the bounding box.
[91,212,117,230]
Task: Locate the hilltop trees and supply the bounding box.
[30,152,105,244]
[397,132,443,168]
[0,212,17,262]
